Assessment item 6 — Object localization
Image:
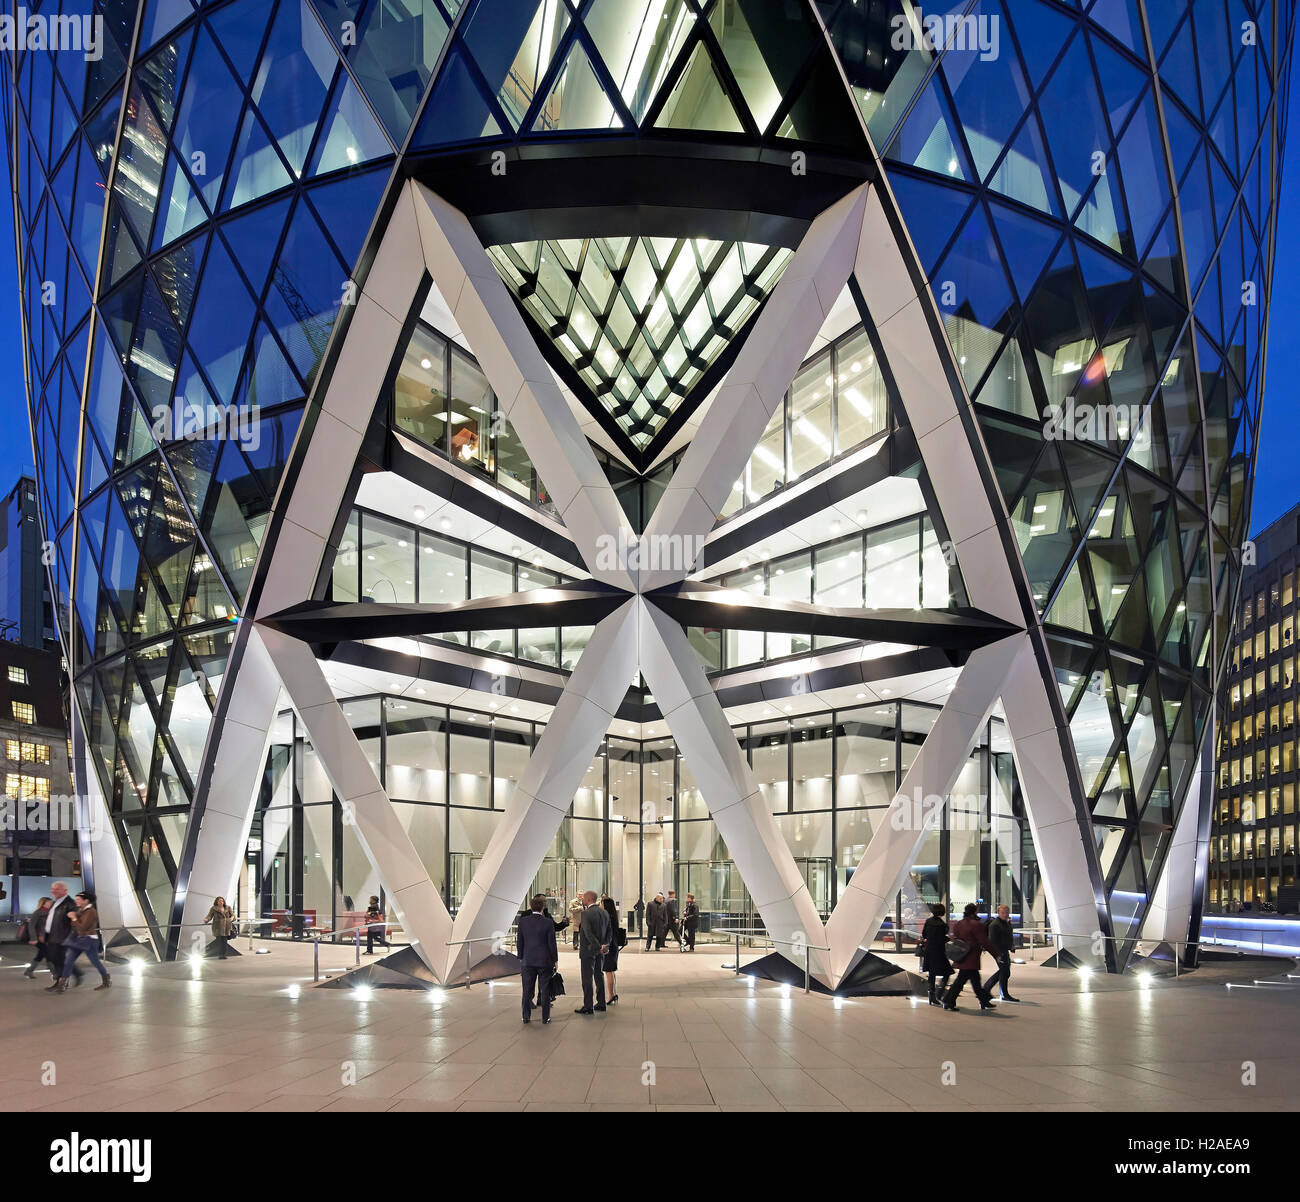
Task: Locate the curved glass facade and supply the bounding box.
[3,0,1293,956]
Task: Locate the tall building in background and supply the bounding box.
[1,0,1293,983]
[0,639,76,916]
[0,475,56,650]
[1211,503,1300,911]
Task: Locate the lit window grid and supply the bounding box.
[5,773,49,800]
[5,738,51,764]
[488,237,794,446]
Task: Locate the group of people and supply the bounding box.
[636,891,699,951]
[518,890,626,1022]
[918,902,1019,1011]
[20,882,111,993]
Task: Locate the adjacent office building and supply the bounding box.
[0,475,57,651]
[3,0,1293,985]
[1211,503,1300,911]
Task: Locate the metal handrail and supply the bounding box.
[719,928,830,994]
[445,932,518,990]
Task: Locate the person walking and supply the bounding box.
[918,903,952,1006]
[983,904,1019,1002]
[22,896,52,978]
[942,903,998,1011]
[516,894,559,1024]
[665,890,683,947]
[644,893,666,950]
[682,893,699,951]
[204,896,235,959]
[53,891,111,993]
[43,882,82,991]
[633,896,644,937]
[363,896,389,954]
[601,896,624,1004]
[574,890,611,1015]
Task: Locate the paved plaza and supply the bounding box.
[2,939,1297,1112]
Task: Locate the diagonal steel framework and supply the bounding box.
[185,170,1112,986]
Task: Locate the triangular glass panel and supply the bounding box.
[654,39,745,133]
[309,0,451,144]
[249,0,336,177]
[583,0,694,124]
[975,333,1038,420]
[304,168,388,272]
[220,195,293,302]
[112,80,169,246]
[771,48,869,152]
[153,150,208,252]
[309,69,393,175]
[224,108,293,212]
[987,112,1059,216]
[988,200,1062,307]
[1007,0,1077,91]
[263,202,347,387]
[185,233,257,404]
[154,231,206,331]
[171,24,245,211]
[411,44,505,147]
[888,171,974,277]
[933,202,1016,392]
[1090,29,1147,137]
[884,75,971,181]
[464,0,570,129]
[531,38,623,132]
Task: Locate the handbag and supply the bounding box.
[944,937,970,963]
[616,926,628,949]
[548,970,565,1000]
[228,920,240,939]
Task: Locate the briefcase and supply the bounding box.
[548,970,565,1000]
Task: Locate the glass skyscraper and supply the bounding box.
[3,0,1293,984]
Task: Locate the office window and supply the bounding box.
[7,666,26,684]
[12,701,34,724]
[4,738,17,760]
[5,773,47,799]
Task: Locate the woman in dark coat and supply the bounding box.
[918,903,952,1006]
[942,903,998,1011]
[601,896,623,1004]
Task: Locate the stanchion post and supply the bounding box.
[734,932,741,976]
[313,937,319,983]
[804,943,811,995]
[355,927,361,967]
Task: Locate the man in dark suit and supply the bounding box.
[665,891,683,946]
[574,890,611,1014]
[983,904,1019,1002]
[43,882,82,991]
[516,894,559,1024]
